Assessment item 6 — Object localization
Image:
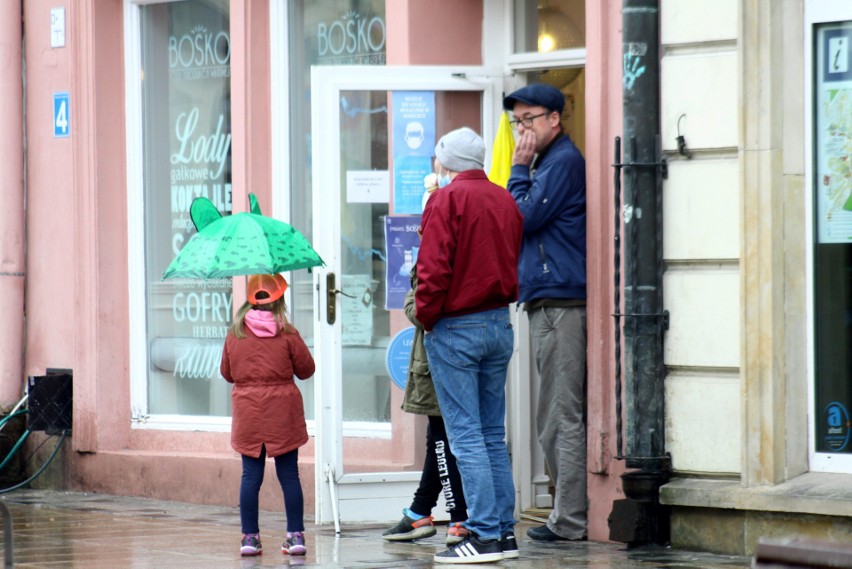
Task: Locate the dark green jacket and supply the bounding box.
[401,273,441,416]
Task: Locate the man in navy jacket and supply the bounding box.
[505,83,588,542]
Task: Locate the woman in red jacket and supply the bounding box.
[220,273,316,557]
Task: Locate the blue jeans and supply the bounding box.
[424,307,516,540]
[240,446,304,534]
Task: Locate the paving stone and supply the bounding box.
[0,489,752,568]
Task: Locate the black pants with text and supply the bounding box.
[410,414,468,523]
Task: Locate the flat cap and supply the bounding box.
[503,83,565,114]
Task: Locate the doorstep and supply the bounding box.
[660,472,852,517]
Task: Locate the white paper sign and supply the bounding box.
[50,8,65,48]
[347,170,389,203]
[341,274,374,346]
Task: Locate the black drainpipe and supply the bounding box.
[608,0,671,547]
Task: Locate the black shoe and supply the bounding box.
[501,532,519,559]
[526,524,586,541]
[434,535,504,564]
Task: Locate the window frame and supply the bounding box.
[805,0,852,472]
[124,0,233,432]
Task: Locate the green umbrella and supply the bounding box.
[162,196,324,280]
[189,195,224,231]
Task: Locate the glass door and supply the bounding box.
[310,65,501,524]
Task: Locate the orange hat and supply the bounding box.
[247,274,288,305]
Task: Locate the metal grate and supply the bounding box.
[28,372,73,434]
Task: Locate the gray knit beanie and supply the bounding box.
[434,127,486,172]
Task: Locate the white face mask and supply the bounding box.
[437,167,452,188]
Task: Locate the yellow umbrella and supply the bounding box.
[488,111,516,188]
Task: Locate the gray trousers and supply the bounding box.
[529,305,587,539]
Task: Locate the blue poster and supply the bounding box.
[392,92,435,214]
[385,215,422,309]
[386,326,415,390]
[394,155,433,214]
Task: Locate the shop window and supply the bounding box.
[813,20,852,460]
[514,0,585,54]
[286,0,386,421]
[138,0,232,417]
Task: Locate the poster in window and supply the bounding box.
[815,24,852,243]
[813,21,852,455]
[384,215,421,310]
[392,92,435,214]
[342,274,375,346]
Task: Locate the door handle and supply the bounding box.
[326,272,354,325]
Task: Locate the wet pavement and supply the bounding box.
[0,489,752,568]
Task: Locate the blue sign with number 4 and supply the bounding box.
[53,92,70,138]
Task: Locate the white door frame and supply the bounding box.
[310,65,511,525]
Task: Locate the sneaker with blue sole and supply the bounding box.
[382,514,436,541]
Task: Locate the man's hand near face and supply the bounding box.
[512,129,537,166]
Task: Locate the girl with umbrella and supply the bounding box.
[220,273,315,557]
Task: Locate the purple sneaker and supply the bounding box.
[282,531,306,556]
[240,533,262,556]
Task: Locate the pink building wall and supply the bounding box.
[386,0,482,65]
[584,0,626,542]
[17,0,270,509]
[12,0,624,540]
[0,0,25,406]
[23,0,78,393]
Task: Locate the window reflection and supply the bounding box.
[515,0,585,53]
[141,0,233,417]
[288,0,387,421]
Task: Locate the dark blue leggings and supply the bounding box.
[240,446,304,534]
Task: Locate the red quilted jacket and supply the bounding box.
[220,316,315,458]
[415,169,523,331]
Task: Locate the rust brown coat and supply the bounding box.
[220,326,315,458]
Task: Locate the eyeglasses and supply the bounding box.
[509,112,549,129]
